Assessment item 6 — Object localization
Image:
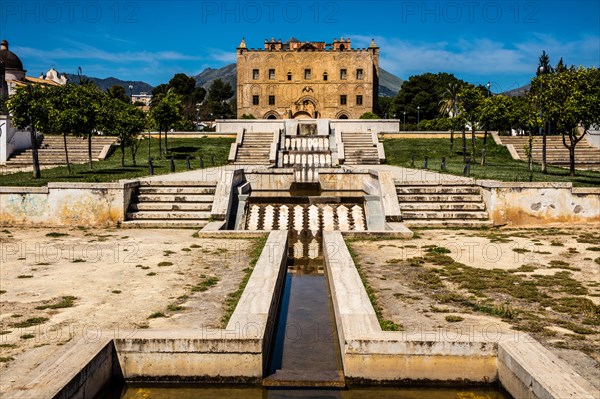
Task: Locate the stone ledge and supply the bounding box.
[498,339,598,399]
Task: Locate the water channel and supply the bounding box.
[98,186,511,398]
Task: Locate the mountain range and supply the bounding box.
[64,65,403,98]
[192,64,404,98]
[64,74,154,93]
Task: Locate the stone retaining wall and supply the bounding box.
[478,181,600,226]
[0,182,138,227]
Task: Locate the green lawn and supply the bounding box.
[0,137,234,187]
[383,137,600,187]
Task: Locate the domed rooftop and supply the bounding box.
[0,40,24,71]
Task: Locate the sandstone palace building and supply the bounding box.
[236,37,380,119]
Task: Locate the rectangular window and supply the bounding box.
[340,95,347,105]
[287,73,292,81]
[357,69,364,80]
[252,95,259,105]
[323,73,328,81]
[340,69,347,80]
[304,69,311,79]
[252,69,259,80]
[269,95,275,105]
[269,69,275,80]
[356,95,363,105]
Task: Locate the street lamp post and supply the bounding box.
[403,111,406,131]
[417,106,420,129]
[196,103,201,131]
[128,84,134,104]
[487,82,491,98]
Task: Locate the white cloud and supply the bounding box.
[350,34,600,80]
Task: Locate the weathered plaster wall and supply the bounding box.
[478,181,600,226]
[0,182,138,227]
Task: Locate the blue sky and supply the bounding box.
[3,0,599,93]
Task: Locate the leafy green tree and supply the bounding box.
[458,86,485,162]
[537,67,600,176]
[200,79,235,120]
[392,72,465,124]
[107,85,129,103]
[479,95,511,165]
[99,97,146,166]
[168,73,196,97]
[555,57,568,73]
[150,91,183,156]
[439,82,462,156]
[536,51,554,76]
[359,112,380,119]
[7,85,48,178]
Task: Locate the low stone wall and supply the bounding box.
[381,131,488,139]
[216,120,284,136]
[478,181,600,226]
[7,337,117,399]
[0,182,138,227]
[329,120,399,134]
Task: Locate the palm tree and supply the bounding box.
[439,83,461,156]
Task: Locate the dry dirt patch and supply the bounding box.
[348,226,600,390]
[0,227,263,388]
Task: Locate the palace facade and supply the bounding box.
[236,37,379,119]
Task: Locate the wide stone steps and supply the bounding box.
[125,181,217,227]
[136,194,214,203]
[400,202,486,211]
[403,220,493,228]
[397,183,491,226]
[232,132,275,165]
[341,131,380,165]
[5,135,116,166]
[499,136,600,169]
[397,186,480,195]
[129,203,212,211]
[399,194,483,202]
[401,211,489,219]
[122,220,210,229]
[138,186,215,195]
[139,181,217,187]
[126,211,212,220]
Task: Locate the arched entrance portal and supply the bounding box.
[263,111,280,119]
[335,111,351,120]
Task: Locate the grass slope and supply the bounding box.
[0,137,234,187]
[383,137,600,187]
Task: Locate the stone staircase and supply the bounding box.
[5,135,116,166]
[233,131,274,165]
[123,181,217,228]
[499,136,600,170]
[396,182,492,227]
[341,131,379,165]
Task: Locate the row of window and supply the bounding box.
[253,68,364,81]
[251,95,363,106]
